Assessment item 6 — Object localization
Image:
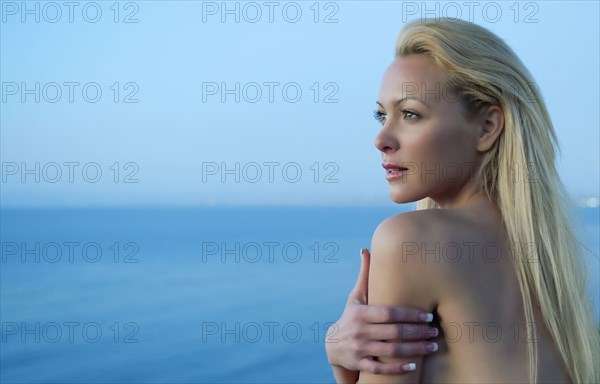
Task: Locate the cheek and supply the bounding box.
[406,120,477,168]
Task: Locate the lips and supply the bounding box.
[382,162,408,171]
[383,162,409,182]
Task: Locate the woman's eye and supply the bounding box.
[373,110,386,124]
[403,110,420,120]
[373,109,419,124]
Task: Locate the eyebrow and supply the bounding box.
[376,97,431,109]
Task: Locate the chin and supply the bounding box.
[388,182,434,205]
[388,190,421,205]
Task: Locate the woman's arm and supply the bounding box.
[357,215,439,384]
[329,365,359,384]
[325,249,439,383]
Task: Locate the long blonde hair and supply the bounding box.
[395,18,599,383]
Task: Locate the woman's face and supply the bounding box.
[374,54,483,206]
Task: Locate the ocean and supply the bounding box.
[1,206,598,383]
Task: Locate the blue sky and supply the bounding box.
[1,1,598,207]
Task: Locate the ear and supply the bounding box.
[476,104,504,152]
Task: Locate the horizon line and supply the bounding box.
[1,197,599,210]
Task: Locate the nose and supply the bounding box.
[374,126,399,154]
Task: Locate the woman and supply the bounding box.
[325,18,599,383]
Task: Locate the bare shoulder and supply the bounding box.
[372,208,480,247]
[370,208,507,284]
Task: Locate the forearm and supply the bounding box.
[331,364,359,384]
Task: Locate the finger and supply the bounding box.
[348,248,371,305]
[359,304,434,324]
[364,340,437,358]
[366,323,438,341]
[356,357,417,375]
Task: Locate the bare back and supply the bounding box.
[358,201,570,383]
[419,207,569,383]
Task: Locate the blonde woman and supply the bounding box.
[325,18,599,383]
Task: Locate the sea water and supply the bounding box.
[1,206,598,383]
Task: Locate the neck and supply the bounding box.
[432,181,490,210]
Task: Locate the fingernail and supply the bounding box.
[428,328,439,337]
[360,248,366,255]
[418,313,434,322]
[402,363,416,372]
[425,342,438,353]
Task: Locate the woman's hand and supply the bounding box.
[325,249,438,381]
